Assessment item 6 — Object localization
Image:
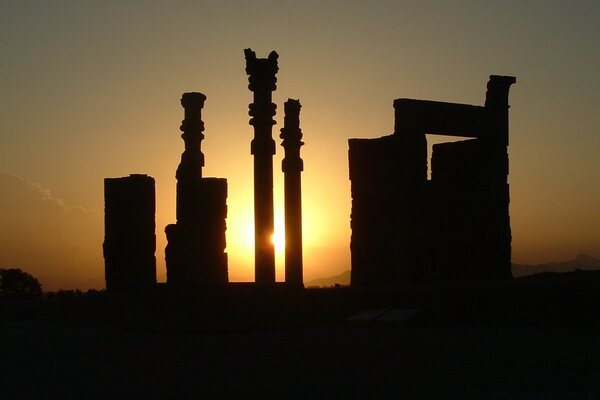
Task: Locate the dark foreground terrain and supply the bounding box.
[3,272,600,399]
[2,320,599,399]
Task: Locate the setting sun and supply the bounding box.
[272,212,285,255]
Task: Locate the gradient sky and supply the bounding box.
[1,1,599,290]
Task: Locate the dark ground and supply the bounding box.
[2,320,599,399]
[3,273,600,399]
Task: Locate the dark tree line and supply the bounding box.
[0,268,42,299]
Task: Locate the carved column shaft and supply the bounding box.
[280,99,304,287]
[177,93,205,180]
[166,92,228,285]
[177,92,206,225]
[245,48,279,284]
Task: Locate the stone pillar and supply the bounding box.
[245,48,279,284]
[165,93,228,286]
[280,99,304,287]
[176,92,206,224]
[103,174,156,291]
[485,75,516,144]
[484,75,516,280]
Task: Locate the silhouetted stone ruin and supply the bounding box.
[245,48,279,284]
[349,75,516,286]
[280,99,304,287]
[103,174,156,291]
[165,93,228,286]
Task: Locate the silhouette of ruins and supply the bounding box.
[103,174,156,291]
[349,75,516,285]
[102,49,516,293]
[165,93,228,285]
[103,49,309,290]
[280,99,305,287]
[245,48,279,284]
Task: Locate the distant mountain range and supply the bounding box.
[306,254,600,287]
[306,270,350,287]
[512,254,600,277]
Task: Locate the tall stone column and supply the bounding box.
[484,75,516,280]
[176,92,206,224]
[245,48,279,284]
[165,92,228,286]
[280,99,304,287]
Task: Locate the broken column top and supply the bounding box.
[283,99,301,128]
[244,48,279,91]
[105,174,154,182]
[284,98,301,111]
[181,92,206,108]
[485,75,517,108]
[180,92,206,135]
[280,98,303,146]
[280,99,304,173]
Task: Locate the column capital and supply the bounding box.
[181,92,206,109]
[281,98,304,173]
[485,75,516,109]
[176,92,206,181]
[245,48,279,92]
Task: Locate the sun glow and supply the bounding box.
[273,210,285,256]
[201,128,349,283]
[224,194,330,281]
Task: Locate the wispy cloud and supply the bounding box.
[0,172,103,291]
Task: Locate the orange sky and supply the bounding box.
[1,2,599,290]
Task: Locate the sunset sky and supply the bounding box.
[1,1,599,290]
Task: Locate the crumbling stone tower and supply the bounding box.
[103,174,156,291]
[349,75,516,285]
[165,92,228,286]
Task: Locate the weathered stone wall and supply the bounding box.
[349,76,515,286]
[349,134,427,286]
[430,139,511,281]
[166,178,228,286]
[103,174,156,291]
